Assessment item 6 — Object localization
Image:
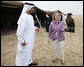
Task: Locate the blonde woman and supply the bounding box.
[48,11,65,64]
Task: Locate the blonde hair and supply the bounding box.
[52,11,61,21]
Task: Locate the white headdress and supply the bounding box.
[17,3,34,24]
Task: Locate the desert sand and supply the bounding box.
[1,15,83,66]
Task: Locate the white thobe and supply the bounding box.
[16,13,36,66]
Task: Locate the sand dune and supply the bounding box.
[1,15,83,66]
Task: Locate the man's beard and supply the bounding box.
[31,11,36,14]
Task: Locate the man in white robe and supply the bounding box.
[16,3,39,66]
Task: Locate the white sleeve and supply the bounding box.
[16,17,26,44]
[17,35,24,44]
[34,26,37,30]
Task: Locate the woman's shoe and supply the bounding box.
[52,58,57,63]
[61,60,65,64]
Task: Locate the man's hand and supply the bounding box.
[36,28,40,33]
[21,42,26,46]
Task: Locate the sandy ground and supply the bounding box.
[1,15,83,66]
